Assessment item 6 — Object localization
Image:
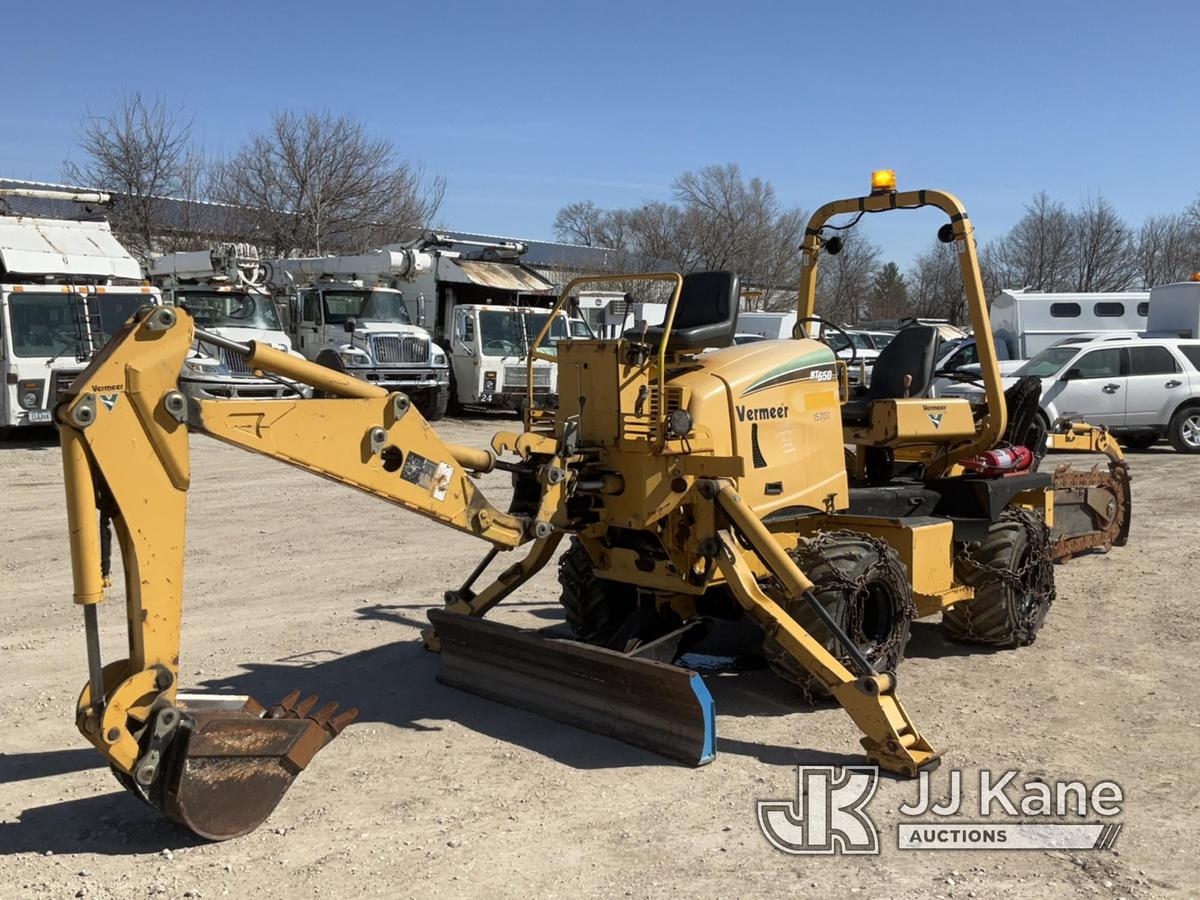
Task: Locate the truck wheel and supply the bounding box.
[763,532,914,702]
[1167,406,1200,453]
[943,508,1055,647]
[418,386,449,421]
[446,371,463,416]
[557,538,638,647]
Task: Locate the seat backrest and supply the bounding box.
[630,271,740,351]
[865,325,941,401]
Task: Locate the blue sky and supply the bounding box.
[2,0,1196,264]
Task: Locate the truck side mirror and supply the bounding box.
[417,295,427,326]
[344,317,357,334]
[1061,367,1082,382]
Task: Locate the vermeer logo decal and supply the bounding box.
[99,393,119,412]
[737,404,789,423]
[928,412,943,429]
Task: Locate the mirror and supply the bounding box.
[343,317,357,334]
[1061,367,1082,382]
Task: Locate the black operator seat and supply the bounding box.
[625,270,740,351]
[841,325,941,426]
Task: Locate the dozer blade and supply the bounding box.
[128,692,357,841]
[428,609,716,767]
[1049,459,1131,561]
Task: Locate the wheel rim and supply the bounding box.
[1181,414,1200,448]
[857,582,898,651]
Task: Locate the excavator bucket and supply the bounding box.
[429,609,716,766]
[123,692,357,841]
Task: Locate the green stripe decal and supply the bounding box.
[741,348,836,397]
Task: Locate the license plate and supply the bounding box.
[27,410,52,424]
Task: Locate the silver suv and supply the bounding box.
[945,335,1200,452]
[1012,336,1200,453]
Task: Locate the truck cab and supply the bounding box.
[149,247,308,401]
[448,305,574,410]
[0,198,161,433]
[288,280,450,418]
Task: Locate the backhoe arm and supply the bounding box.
[57,305,536,839]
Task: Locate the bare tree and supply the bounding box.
[63,93,195,259]
[553,164,804,310]
[910,241,968,324]
[814,230,880,324]
[1069,193,1134,291]
[1134,213,1197,287]
[213,110,444,255]
[984,192,1074,292]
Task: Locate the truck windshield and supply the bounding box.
[94,293,153,346]
[526,312,569,353]
[478,309,525,356]
[1015,346,1078,378]
[180,291,281,330]
[569,318,594,338]
[8,293,86,360]
[323,290,411,325]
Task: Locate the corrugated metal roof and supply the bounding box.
[448,259,554,292]
[0,215,141,280]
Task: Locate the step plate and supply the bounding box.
[428,609,716,766]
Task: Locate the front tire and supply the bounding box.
[557,538,638,647]
[943,509,1055,647]
[418,385,450,421]
[1167,406,1200,454]
[763,532,914,702]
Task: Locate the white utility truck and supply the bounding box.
[149,245,308,401]
[397,235,569,413]
[264,250,451,419]
[0,188,160,434]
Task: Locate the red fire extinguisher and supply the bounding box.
[961,444,1034,476]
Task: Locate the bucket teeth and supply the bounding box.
[328,708,359,735]
[267,690,302,717]
[294,694,320,718]
[310,701,339,724]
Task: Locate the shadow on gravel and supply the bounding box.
[1,792,205,856]
[202,618,665,772]
[903,621,1004,659]
[0,426,59,450]
[0,748,100,784]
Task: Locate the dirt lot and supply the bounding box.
[1,419,1196,899]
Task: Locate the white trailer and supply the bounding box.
[990,289,1150,358]
[263,249,451,419]
[0,191,160,433]
[1146,280,1200,338]
[149,245,309,401]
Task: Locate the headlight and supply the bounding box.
[182,356,221,374]
[18,380,44,409]
[338,351,371,368]
[432,351,447,367]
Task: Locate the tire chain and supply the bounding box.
[777,530,916,697]
[952,508,1056,642]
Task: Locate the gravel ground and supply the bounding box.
[1,420,1196,898]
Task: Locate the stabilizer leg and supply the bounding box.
[712,484,938,777]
